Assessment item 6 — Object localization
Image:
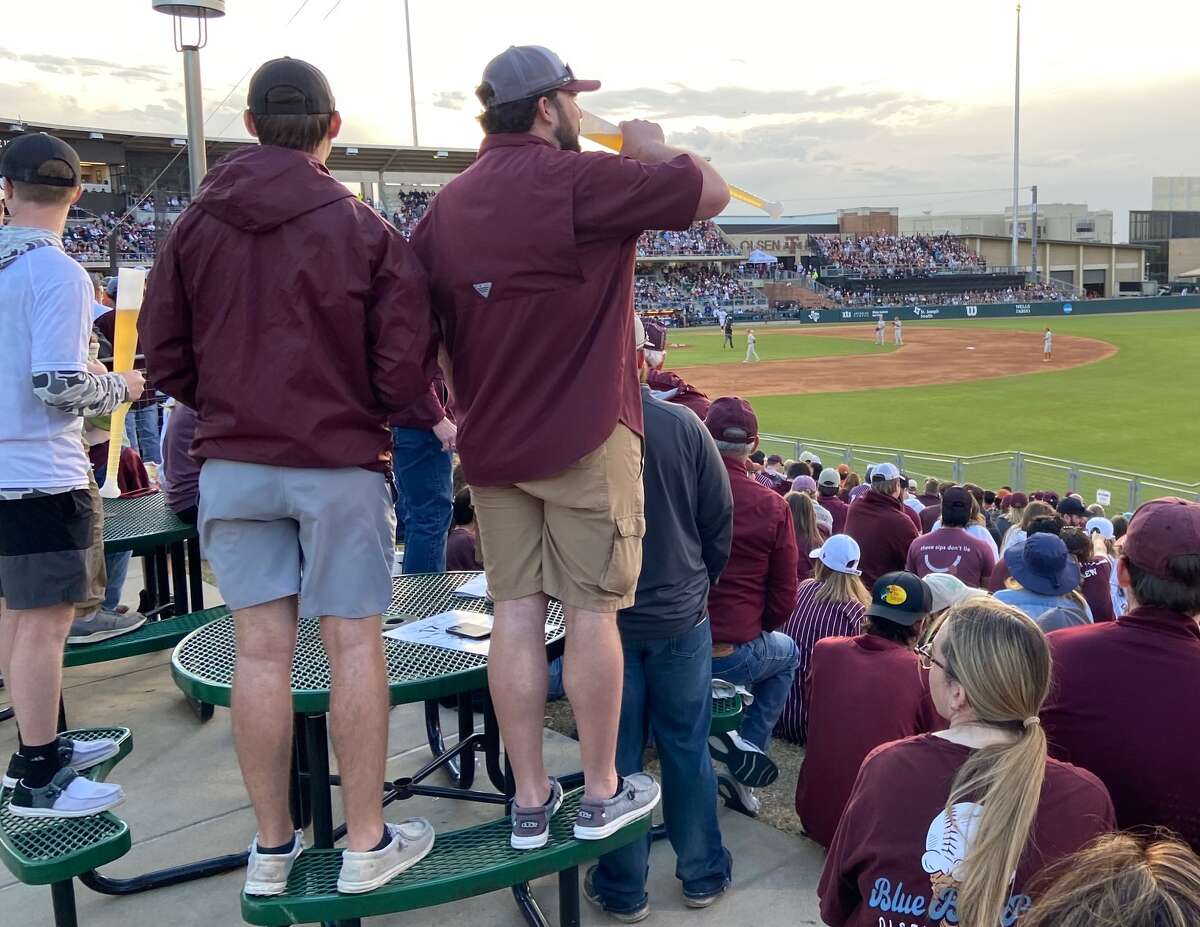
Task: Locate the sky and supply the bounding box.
[3,0,1198,240]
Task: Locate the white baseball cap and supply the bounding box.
[921,573,973,613]
[1085,516,1115,540]
[810,534,862,576]
[870,462,901,482]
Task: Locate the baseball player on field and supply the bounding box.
[1043,326,1053,362]
[893,316,903,345]
[875,316,885,346]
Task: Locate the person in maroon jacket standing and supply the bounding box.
[797,571,942,847]
[140,59,436,896]
[844,462,919,588]
[1041,497,1200,852]
[409,45,731,849]
[703,397,799,818]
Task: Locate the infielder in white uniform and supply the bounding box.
[1043,326,1053,362]
[744,329,760,363]
[893,316,903,345]
[875,317,885,346]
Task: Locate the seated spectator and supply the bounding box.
[1023,834,1200,927]
[797,572,941,847]
[1059,527,1115,622]
[1056,495,1090,528]
[1001,498,1055,553]
[445,489,483,572]
[844,463,919,588]
[785,491,826,583]
[641,319,711,419]
[159,401,199,523]
[906,486,997,588]
[816,468,849,534]
[1041,497,1200,851]
[838,471,859,503]
[776,535,869,745]
[996,533,1093,631]
[818,598,1115,926]
[988,514,1064,592]
[917,477,941,507]
[636,221,736,257]
[703,397,799,818]
[919,480,953,533]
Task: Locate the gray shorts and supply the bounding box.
[199,460,396,620]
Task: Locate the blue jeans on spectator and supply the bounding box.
[391,426,453,574]
[590,617,732,913]
[124,404,162,465]
[102,551,131,612]
[710,630,799,753]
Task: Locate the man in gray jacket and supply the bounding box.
[585,317,735,921]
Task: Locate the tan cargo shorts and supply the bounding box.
[471,423,645,614]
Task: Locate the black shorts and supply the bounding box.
[0,490,99,610]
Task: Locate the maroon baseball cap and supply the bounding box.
[1008,492,1028,508]
[643,319,668,352]
[705,397,758,443]
[1123,497,1200,580]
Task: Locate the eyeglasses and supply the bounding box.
[916,642,948,674]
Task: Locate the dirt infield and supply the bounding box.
[672,325,1117,397]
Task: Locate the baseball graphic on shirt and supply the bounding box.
[922,801,984,906]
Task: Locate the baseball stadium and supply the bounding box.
[4,3,1200,927]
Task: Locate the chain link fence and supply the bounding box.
[758,434,1200,513]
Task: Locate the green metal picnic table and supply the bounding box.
[102,493,204,616]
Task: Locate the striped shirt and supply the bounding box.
[775,578,866,744]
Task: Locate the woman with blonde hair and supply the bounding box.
[1001,498,1055,553]
[785,490,827,583]
[838,471,860,503]
[1023,833,1200,927]
[819,598,1115,927]
[776,535,869,744]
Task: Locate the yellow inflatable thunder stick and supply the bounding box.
[98,267,146,500]
[579,111,784,219]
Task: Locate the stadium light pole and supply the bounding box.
[1011,2,1021,269]
[404,0,419,147]
[152,0,225,195]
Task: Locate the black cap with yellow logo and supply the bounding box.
[867,571,933,626]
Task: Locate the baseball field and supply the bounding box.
[666,309,1200,490]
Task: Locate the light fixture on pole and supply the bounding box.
[403,0,419,146]
[152,1,225,196]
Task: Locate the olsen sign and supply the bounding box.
[726,234,806,255]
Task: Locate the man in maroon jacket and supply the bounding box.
[140,59,436,895]
[816,467,849,534]
[844,462,920,588]
[703,397,799,818]
[1041,497,1200,851]
[409,45,730,848]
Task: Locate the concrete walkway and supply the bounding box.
[1,571,827,925]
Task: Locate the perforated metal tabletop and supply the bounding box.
[102,493,196,555]
[171,573,565,713]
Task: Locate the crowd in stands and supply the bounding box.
[812,233,985,275]
[637,220,737,256]
[61,215,159,262]
[387,190,434,238]
[832,280,1068,308]
[634,267,753,310]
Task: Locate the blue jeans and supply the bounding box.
[710,630,799,753]
[124,404,161,465]
[591,617,732,913]
[102,551,131,612]
[391,427,453,574]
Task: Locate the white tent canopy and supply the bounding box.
[746,249,778,265]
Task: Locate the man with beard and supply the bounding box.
[410,45,730,851]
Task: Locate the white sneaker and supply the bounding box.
[337,819,435,894]
[3,735,121,788]
[7,767,125,819]
[243,831,305,897]
[716,770,760,818]
[708,731,779,787]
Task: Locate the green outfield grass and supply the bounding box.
[736,310,1200,486]
[667,329,897,365]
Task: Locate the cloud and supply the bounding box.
[586,84,939,122]
[432,91,467,110]
[0,81,185,133]
[0,47,170,84]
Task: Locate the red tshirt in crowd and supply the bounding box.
[819,734,1116,926]
[796,635,942,847]
[1041,606,1200,851]
[844,490,919,588]
[409,134,701,486]
[707,456,798,645]
[818,493,849,534]
[905,526,996,588]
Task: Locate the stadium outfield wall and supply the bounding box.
[761,294,1200,324]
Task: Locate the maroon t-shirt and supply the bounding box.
[905,526,996,588]
[819,734,1115,927]
[919,503,941,534]
[797,635,943,847]
[1042,607,1200,851]
[409,134,702,486]
[707,457,799,645]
